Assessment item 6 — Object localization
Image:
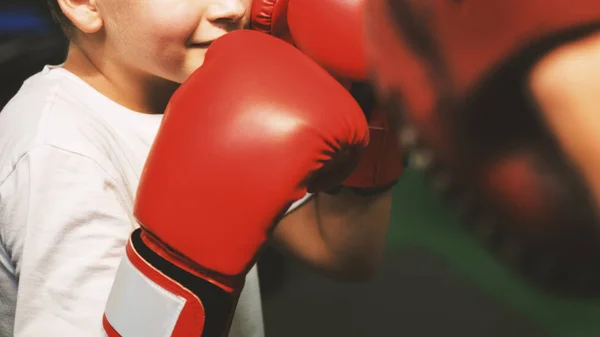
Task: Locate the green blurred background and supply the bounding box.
[261,168,600,337]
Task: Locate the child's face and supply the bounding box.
[98,0,251,83]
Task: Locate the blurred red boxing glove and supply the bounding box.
[103,30,368,337]
[366,0,600,296]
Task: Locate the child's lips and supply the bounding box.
[189,41,214,48]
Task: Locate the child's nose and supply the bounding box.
[205,0,247,26]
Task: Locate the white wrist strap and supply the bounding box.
[103,236,206,337]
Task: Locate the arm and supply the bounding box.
[252,0,400,281]
[273,188,393,282]
[271,71,401,283]
[272,81,401,283]
[529,33,600,207]
[3,145,133,336]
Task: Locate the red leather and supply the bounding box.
[134,30,369,279]
[251,0,294,44]
[344,108,404,189]
[251,0,367,80]
[252,0,402,190]
[288,0,367,80]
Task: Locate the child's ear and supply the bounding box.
[57,0,103,34]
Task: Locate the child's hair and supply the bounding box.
[47,0,73,37]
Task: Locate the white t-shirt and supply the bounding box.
[0,66,309,337]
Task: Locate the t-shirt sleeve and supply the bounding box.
[286,193,314,215]
[1,145,135,337]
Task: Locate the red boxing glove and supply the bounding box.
[343,82,404,193]
[103,30,368,337]
[366,0,600,296]
[251,0,294,45]
[251,0,366,80]
[252,0,404,193]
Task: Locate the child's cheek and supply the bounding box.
[145,2,200,40]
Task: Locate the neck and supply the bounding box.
[63,42,178,114]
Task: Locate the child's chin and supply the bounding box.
[182,56,207,77]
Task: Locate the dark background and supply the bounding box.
[0,1,67,108]
[2,4,600,337]
[259,170,600,337]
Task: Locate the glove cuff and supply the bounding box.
[104,228,239,337]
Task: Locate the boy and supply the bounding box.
[0,0,394,336]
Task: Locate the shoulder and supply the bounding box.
[0,67,124,185]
